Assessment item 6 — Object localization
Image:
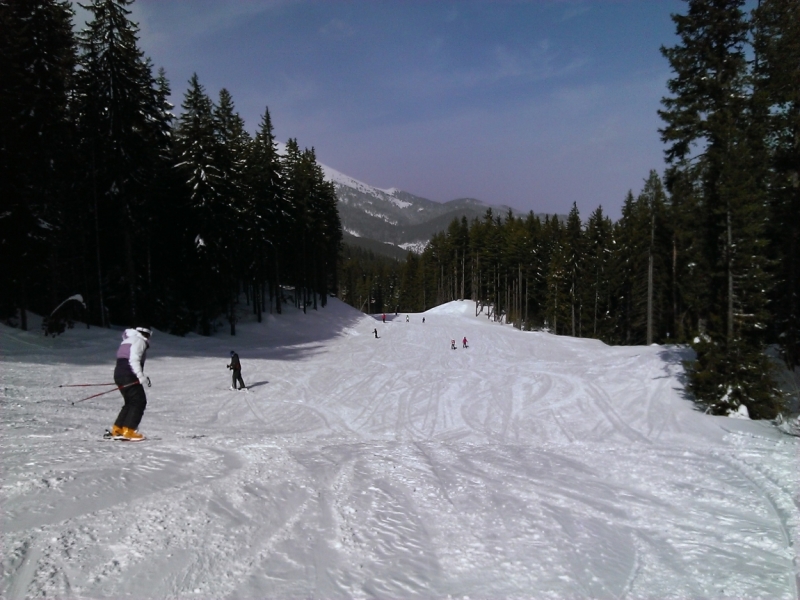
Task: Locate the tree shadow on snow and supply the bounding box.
[657,345,695,403]
[0,300,371,367]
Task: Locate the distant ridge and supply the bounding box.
[279,142,563,257]
[319,162,561,256]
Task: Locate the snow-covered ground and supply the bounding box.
[2,299,798,599]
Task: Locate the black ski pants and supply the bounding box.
[231,369,245,390]
[114,374,147,430]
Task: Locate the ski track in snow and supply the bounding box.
[1,300,798,599]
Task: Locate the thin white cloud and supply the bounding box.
[143,0,288,35]
[561,3,591,22]
[319,18,355,39]
[382,41,586,100]
[70,1,290,60]
[129,0,294,59]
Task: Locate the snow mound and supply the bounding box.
[425,300,477,316]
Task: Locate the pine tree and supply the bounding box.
[584,206,614,340]
[210,88,251,334]
[134,64,185,331]
[752,0,800,368]
[660,0,781,417]
[173,73,227,335]
[609,191,641,344]
[74,0,166,325]
[246,107,286,315]
[281,138,304,308]
[0,0,76,328]
[563,203,584,337]
[303,147,342,308]
[638,171,671,345]
[543,217,568,334]
[521,212,546,330]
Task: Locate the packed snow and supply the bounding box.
[2,299,798,599]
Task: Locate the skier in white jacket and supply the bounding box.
[110,327,151,440]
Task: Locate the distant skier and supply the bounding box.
[373,328,379,338]
[463,337,468,349]
[228,350,246,390]
[110,326,152,441]
[422,317,425,324]
[451,339,456,350]
[382,313,386,323]
[406,315,409,323]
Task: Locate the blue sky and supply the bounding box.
[74,0,687,220]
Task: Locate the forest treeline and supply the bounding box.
[1,0,342,337]
[338,0,799,420]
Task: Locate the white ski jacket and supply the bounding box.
[115,329,149,382]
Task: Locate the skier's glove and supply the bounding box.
[141,376,151,388]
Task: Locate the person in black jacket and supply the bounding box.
[227,351,246,390]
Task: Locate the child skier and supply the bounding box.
[228,351,246,390]
[463,337,468,348]
[110,326,152,441]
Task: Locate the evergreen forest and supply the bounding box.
[2,0,797,419]
[1,0,342,339]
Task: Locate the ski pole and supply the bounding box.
[59,382,116,388]
[71,381,138,405]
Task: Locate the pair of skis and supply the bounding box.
[101,429,154,442]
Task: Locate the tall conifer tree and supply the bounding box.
[660,0,780,417]
[584,206,614,340]
[74,0,164,324]
[0,0,76,327]
[173,74,226,334]
[247,107,286,315]
[752,0,800,368]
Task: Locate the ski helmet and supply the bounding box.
[135,326,152,338]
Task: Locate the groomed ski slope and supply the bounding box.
[1,299,798,599]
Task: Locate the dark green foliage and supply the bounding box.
[688,334,782,418]
[0,0,76,328]
[583,206,614,340]
[172,74,227,335]
[73,0,167,326]
[281,140,343,313]
[4,0,343,338]
[245,107,285,317]
[659,0,782,417]
[338,245,401,314]
[752,0,800,368]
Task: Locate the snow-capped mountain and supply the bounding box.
[319,163,519,254]
[277,142,552,255]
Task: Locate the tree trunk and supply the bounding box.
[727,207,734,342]
[92,148,106,327]
[647,212,654,345]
